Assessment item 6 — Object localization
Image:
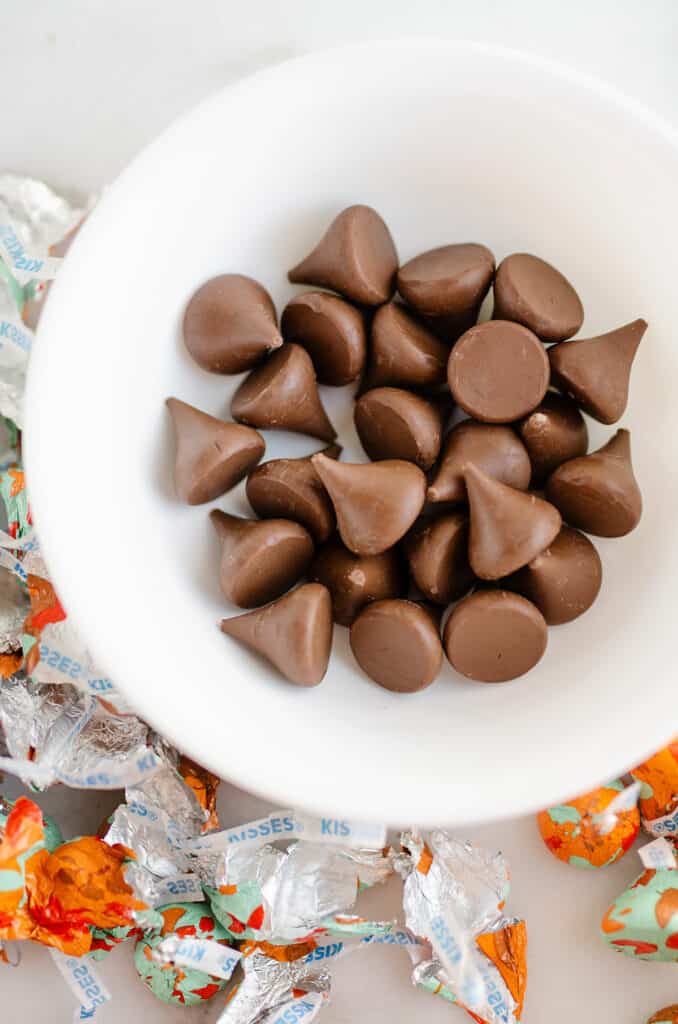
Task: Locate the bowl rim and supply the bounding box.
[24,37,678,825]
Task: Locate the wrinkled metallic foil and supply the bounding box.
[198,839,392,943]
[0,568,28,654]
[0,174,83,277]
[0,176,83,424]
[106,764,206,878]
[395,831,522,1024]
[217,945,330,1024]
[0,675,79,760]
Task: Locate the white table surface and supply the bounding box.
[3,2,678,1021]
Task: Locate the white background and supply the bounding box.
[3,2,678,1021]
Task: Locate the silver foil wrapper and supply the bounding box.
[0,567,27,653]
[0,673,164,790]
[198,838,392,943]
[217,945,330,1024]
[394,830,523,1024]
[0,175,84,424]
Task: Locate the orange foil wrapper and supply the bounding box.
[0,798,146,955]
[178,755,220,832]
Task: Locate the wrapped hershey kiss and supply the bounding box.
[405,513,474,604]
[246,444,341,543]
[221,583,333,686]
[354,387,444,470]
[506,526,602,625]
[647,1008,678,1024]
[280,291,366,385]
[288,204,398,306]
[311,453,426,556]
[548,318,647,424]
[465,464,561,580]
[183,273,282,373]
[428,420,531,504]
[231,343,336,442]
[350,599,443,693]
[545,428,642,537]
[516,392,589,486]
[165,397,264,505]
[396,243,495,322]
[210,510,314,608]
[448,320,550,423]
[365,301,449,391]
[493,252,584,342]
[309,537,406,626]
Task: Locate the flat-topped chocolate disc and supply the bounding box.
[350,599,443,692]
[506,526,602,625]
[397,243,495,317]
[549,318,647,424]
[354,387,444,470]
[405,513,474,604]
[231,343,336,442]
[545,428,642,537]
[309,537,405,626]
[365,301,449,391]
[443,590,548,683]
[311,453,426,556]
[428,420,531,504]
[516,392,589,486]
[493,253,584,342]
[210,510,314,608]
[288,205,398,306]
[448,321,549,423]
[280,291,367,386]
[245,446,340,543]
[465,464,562,579]
[183,274,282,374]
[166,397,264,505]
[221,583,332,687]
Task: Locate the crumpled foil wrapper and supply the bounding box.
[199,836,393,944]
[0,673,165,790]
[217,944,330,1024]
[394,830,527,1024]
[0,175,84,424]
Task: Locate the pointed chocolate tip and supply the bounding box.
[221,583,332,686]
[465,463,561,580]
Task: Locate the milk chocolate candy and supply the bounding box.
[183,274,282,374]
[366,301,449,391]
[506,526,602,625]
[465,464,561,579]
[246,446,341,543]
[280,292,367,386]
[311,453,426,556]
[443,590,547,683]
[545,428,642,537]
[166,398,265,505]
[350,599,443,692]
[493,253,584,343]
[354,388,443,470]
[448,321,549,423]
[210,510,314,608]
[231,344,336,442]
[288,205,398,306]
[309,537,405,625]
[548,319,647,424]
[516,392,588,486]
[405,513,474,604]
[396,243,495,318]
[220,583,332,687]
[427,421,531,504]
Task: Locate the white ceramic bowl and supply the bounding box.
[26,40,678,826]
